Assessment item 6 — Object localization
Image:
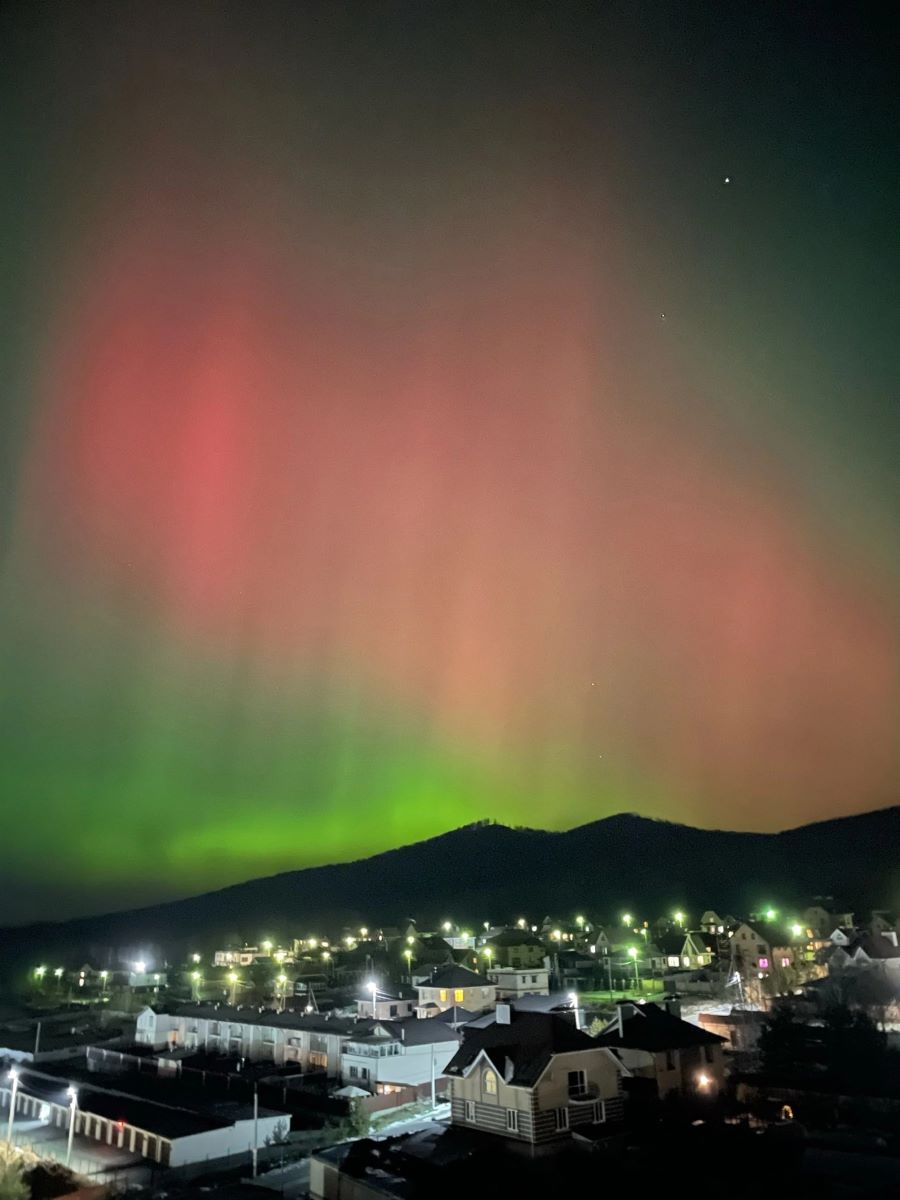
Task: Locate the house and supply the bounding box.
[415,964,496,1015]
[485,929,547,969]
[729,922,797,976]
[869,910,900,940]
[356,987,416,1021]
[595,1000,726,1100]
[340,1018,460,1098]
[443,1004,625,1148]
[699,911,726,934]
[487,966,550,1000]
[657,930,715,971]
[803,904,854,937]
[825,931,900,976]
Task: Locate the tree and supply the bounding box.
[0,1162,28,1200]
[345,1098,370,1138]
[264,1119,290,1146]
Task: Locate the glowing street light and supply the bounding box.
[622,913,633,927]
[482,946,494,965]
[697,1072,710,1090]
[517,918,527,929]
[403,948,413,981]
[227,971,239,1005]
[406,935,415,946]
[308,938,318,950]
[790,924,803,939]
[66,1087,78,1165]
[765,909,777,921]
[360,927,369,938]
[53,968,64,980]
[551,929,562,942]
[674,911,685,927]
[7,1068,19,1144]
[576,915,585,928]
[442,921,452,933]
[191,953,201,964]
[34,966,46,981]
[567,991,583,1030]
[261,940,273,954]
[133,961,147,975]
[627,946,640,987]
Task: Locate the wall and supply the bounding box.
[168,1113,284,1168]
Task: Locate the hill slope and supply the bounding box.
[3,807,899,964]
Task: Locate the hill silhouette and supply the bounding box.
[2,807,898,969]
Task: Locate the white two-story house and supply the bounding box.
[340,1019,460,1097]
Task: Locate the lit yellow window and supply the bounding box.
[483,1069,497,1095]
[454,989,465,1002]
[439,989,448,1002]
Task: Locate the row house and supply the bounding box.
[136,1005,358,1077]
[444,1004,625,1149]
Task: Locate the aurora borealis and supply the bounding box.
[1,2,898,923]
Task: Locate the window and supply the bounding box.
[555,1108,569,1131]
[389,1004,398,1016]
[439,989,448,1002]
[665,1050,675,1071]
[531,975,538,983]
[309,1051,327,1069]
[592,1100,606,1124]
[465,1100,475,1122]
[567,1069,587,1099]
[704,1045,715,1064]
[361,1067,369,1080]
[455,989,465,1002]
[483,1069,497,1095]
[758,957,769,969]
[349,1066,358,1078]
[781,957,791,968]
[506,1109,519,1133]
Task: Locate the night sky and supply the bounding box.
[1,2,898,924]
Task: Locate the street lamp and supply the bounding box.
[227,971,239,1005]
[7,1068,19,1145]
[442,921,452,933]
[261,940,273,954]
[66,1087,78,1166]
[517,918,527,929]
[190,970,202,1000]
[674,911,685,927]
[403,949,413,981]
[627,946,640,988]
[576,915,585,928]
[276,974,288,1012]
[622,913,632,927]
[360,927,369,938]
[791,924,803,939]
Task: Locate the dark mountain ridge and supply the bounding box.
[2,807,898,969]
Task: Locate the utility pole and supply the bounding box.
[6,1068,19,1144]
[251,1084,259,1178]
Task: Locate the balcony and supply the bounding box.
[567,1084,601,1103]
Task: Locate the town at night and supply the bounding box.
[1,0,898,1196]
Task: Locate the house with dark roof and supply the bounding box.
[595,1000,726,1100]
[825,931,900,977]
[485,928,547,969]
[730,921,799,976]
[656,930,715,971]
[340,1018,461,1097]
[443,1005,625,1149]
[416,964,496,1015]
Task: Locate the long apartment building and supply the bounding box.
[137,1004,459,1093]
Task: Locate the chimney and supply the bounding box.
[496,1003,512,1025]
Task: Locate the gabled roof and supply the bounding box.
[595,1003,725,1053]
[444,1009,600,1088]
[487,929,545,948]
[419,964,493,990]
[851,933,900,960]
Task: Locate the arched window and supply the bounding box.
[483,1069,497,1095]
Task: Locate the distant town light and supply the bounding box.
[368,981,377,997]
[308,938,318,950]
[261,940,273,953]
[791,924,803,938]
[765,909,777,921]
[227,971,238,982]
[406,935,415,945]
[191,953,201,964]
[360,927,369,938]
[576,915,585,927]
[517,918,527,928]
[674,911,685,926]
[35,966,46,979]
[442,921,452,932]
[133,961,147,974]
[622,913,632,926]
[551,929,562,941]
[627,947,638,959]
[190,971,200,981]
[54,968,63,978]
